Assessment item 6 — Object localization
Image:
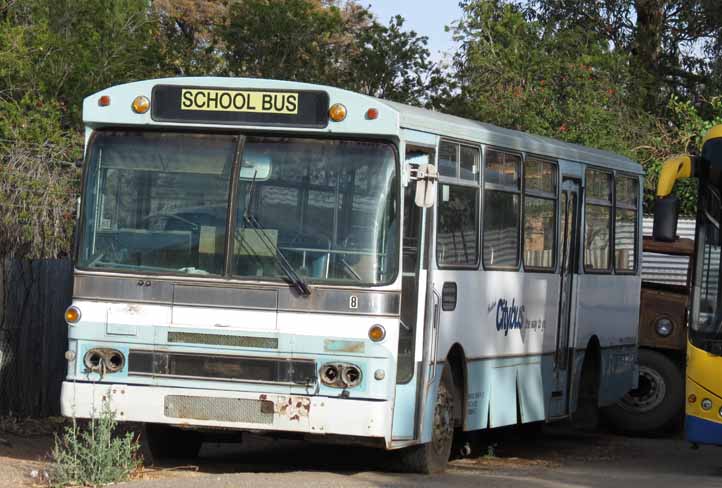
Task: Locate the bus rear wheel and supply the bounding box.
[604,349,683,435]
[399,366,455,474]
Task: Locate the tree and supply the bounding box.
[152,0,228,75]
[530,0,722,113]
[220,0,349,84]
[219,0,438,105]
[0,0,165,125]
[343,15,440,104]
[445,0,650,154]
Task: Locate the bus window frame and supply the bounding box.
[612,172,640,275]
[435,137,481,271]
[583,166,614,274]
[482,145,524,272]
[521,154,559,274]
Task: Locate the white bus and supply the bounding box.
[62,78,641,473]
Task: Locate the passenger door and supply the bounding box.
[392,146,434,441]
[551,178,580,417]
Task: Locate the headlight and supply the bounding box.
[655,318,673,337]
[701,398,713,410]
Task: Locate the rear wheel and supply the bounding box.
[604,349,683,435]
[399,366,455,474]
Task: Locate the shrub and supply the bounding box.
[50,399,141,487]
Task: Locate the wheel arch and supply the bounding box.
[446,343,467,429]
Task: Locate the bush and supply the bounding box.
[50,399,141,487]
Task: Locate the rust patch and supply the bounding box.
[275,396,311,421]
[259,394,267,401]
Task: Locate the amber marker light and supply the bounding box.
[369,325,386,342]
[98,95,111,107]
[688,394,697,404]
[65,305,81,324]
[366,108,379,120]
[132,95,150,114]
[329,103,347,122]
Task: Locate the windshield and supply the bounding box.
[78,131,399,286]
[691,185,722,352]
[233,137,398,284]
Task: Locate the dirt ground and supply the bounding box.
[1,420,721,488]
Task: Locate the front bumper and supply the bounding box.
[61,381,391,443]
[686,414,722,446]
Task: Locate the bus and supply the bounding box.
[61,77,641,473]
[653,125,722,446]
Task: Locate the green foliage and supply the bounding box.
[221,0,348,84]
[50,400,141,487]
[344,15,440,104]
[447,0,651,155]
[638,97,722,216]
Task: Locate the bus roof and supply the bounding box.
[84,77,642,175]
[380,99,643,175]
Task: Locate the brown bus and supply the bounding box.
[605,237,693,433]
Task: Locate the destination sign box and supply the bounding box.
[151,85,330,128]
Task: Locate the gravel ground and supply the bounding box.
[1,422,721,487]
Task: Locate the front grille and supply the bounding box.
[164,395,274,424]
[167,331,278,349]
[128,351,316,385]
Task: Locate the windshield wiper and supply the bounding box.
[242,172,311,297]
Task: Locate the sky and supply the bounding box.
[362,1,462,62]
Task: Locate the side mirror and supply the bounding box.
[414,163,438,208]
[652,195,679,242]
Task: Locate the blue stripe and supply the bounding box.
[686,415,722,446]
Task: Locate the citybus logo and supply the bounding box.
[493,298,525,336]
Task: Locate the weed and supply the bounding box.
[484,443,498,458]
[50,398,140,487]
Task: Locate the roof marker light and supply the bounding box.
[132,96,150,114]
[366,108,379,120]
[98,95,111,107]
[329,103,347,122]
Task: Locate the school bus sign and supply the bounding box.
[151,84,329,128]
[181,89,299,114]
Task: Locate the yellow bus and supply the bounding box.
[654,124,722,445]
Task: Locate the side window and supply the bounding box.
[437,185,479,266]
[584,169,612,272]
[438,140,479,181]
[523,158,557,270]
[439,141,458,177]
[483,149,521,269]
[615,175,638,272]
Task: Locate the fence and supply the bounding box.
[0,258,72,417]
[641,217,696,286]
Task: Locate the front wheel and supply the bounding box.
[141,424,203,465]
[399,366,455,474]
[603,349,683,435]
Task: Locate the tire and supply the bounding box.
[141,424,203,464]
[399,366,456,474]
[603,349,683,435]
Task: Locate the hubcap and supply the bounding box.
[432,383,454,456]
[618,365,666,413]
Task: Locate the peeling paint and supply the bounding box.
[275,396,311,421]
